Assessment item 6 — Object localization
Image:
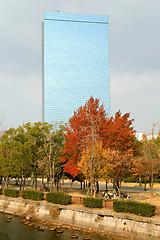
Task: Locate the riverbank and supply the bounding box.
[0,196,160,239]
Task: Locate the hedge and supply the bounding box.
[4,188,19,198]
[22,190,44,201]
[113,200,156,217]
[123,177,160,184]
[46,191,71,205]
[123,177,139,183]
[83,197,103,208]
[153,179,160,183]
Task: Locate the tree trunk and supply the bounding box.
[56,181,59,191]
[90,124,95,197]
[150,173,153,196]
[96,181,99,193]
[15,178,19,186]
[4,176,9,188]
[71,180,73,187]
[105,181,108,191]
[0,177,3,189]
[22,179,25,190]
[21,171,24,190]
[83,181,85,188]
[93,182,96,198]
[19,178,22,191]
[144,177,147,191]
[113,179,116,190]
[115,180,120,198]
[80,182,82,189]
[34,172,37,190]
[31,172,34,187]
[118,187,121,199]
[50,162,53,192]
[47,176,49,187]
[42,174,44,185]
[149,176,151,187]
[139,175,141,186]
[62,176,64,186]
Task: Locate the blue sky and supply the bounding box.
[0,0,160,135]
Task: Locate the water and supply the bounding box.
[0,213,124,240]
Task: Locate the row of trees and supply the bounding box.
[0,122,65,191]
[61,97,141,196]
[136,137,160,195]
[0,97,160,197]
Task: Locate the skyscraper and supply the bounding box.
[42,12,110,123]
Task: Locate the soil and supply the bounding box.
[59,181,160,216]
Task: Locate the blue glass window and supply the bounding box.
[42,12,110,123]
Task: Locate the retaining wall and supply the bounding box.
[0,196,160,239]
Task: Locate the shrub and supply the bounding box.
[4,188,19,198]
[83,197,103,208]
[22,190,44,201]
[123,177,152,184]
[141,179,150,184]
[113,200,156,217]
[46,191,71,205]
[123,177,139,183]
[153,179,160,183]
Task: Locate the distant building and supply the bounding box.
[135,132,144,141]
[42,12,110,123]
[147,135,158,140]
[136,132,158,141]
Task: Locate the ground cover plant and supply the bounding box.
[83,197,103,208]
[46,191,71,205]
[22,190,44,201]
[113,199,157,217]
[4,188,19,198]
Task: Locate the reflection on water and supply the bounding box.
[0,232,10,240]
[0,213,114,240]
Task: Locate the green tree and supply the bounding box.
[42,123,65,191]
[0,128,17,187]
[141,138,160,195]
[22,122,49,190]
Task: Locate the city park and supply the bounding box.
[0,97,160,215]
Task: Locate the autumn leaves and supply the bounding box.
[61,97,140,196]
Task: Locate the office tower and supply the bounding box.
[42,12,110,123]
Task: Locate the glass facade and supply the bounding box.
[42,12,110,124]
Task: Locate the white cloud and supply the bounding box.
[0,73,41,129]
[111,70,160,133]
[0,0,160,132]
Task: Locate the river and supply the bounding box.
[0,213,127,240]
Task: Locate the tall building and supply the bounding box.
[42,12,110,123]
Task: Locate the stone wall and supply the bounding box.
[0,196,160,239]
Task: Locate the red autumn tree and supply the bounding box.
[61,97,108,195]
[101,111,141,195]
[102,111,140,156]
[61,97,140,197]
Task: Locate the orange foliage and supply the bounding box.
[142,134,147,141]
[105,148,136,182]
[102,111,140,155]
[61,97,140,177]
[78,141,108,181]
[61,97,107,177]
[158,129,160,138]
